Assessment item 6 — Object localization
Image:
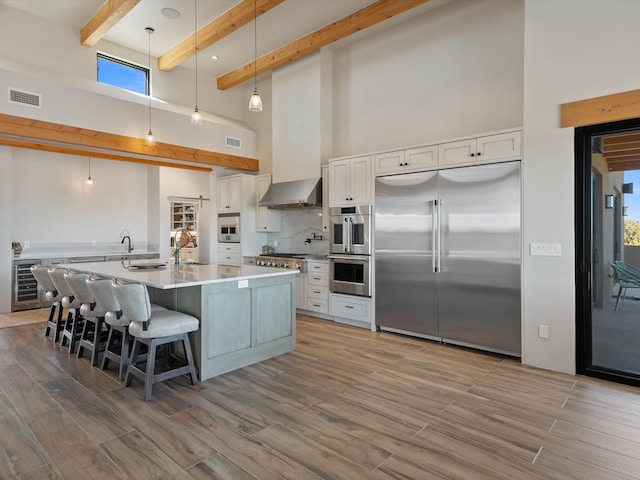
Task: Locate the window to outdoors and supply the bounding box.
[97,53,149,95]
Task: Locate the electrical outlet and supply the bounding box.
[538,324,549,339]
[530,243,561,256]
[24,241,30,249]
[273,240,278,248]
[91,239,96,246]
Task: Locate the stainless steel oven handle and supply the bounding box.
[327,255,369,261]
[344,217,350,253]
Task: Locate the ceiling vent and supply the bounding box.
[9,88,41,108]
[225,136,241,149]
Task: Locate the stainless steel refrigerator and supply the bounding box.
[375,161,521,356]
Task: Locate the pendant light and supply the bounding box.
[145,27,156,146]
[191,0,203,125]
[248,0,262,112]
[86,157,94,185]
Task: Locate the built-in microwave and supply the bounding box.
[218,213,240,243]
[329,205,372,255]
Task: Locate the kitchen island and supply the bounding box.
[60,260,297,381]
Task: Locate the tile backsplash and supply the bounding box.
[265,208,328,255]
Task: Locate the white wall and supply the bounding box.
[0,6,257,159]
[522,0,640,373]
[0,4,247,125]
[272,53,326,182]
[11,150,149,247]
[332,0,524,156]
[0,147,12,313]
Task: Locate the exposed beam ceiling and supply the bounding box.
[603,132,640,172]
[158,0,285,72]
[0,113,258,172]
[80,0,141,47]
[561,88,640,128]
[217,0,432,90]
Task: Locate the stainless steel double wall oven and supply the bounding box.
[328,205,372,297]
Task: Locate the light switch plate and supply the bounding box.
[238,279,248,288]
[530,243,561,256]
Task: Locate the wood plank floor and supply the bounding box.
[1,310,640,479]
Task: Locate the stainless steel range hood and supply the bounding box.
[259,177,322,209]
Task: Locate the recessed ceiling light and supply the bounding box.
[211,55,219,60]
[161,8,180,19]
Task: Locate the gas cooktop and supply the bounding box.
[260,253,306,258]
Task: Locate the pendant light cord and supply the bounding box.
[254,0,257,90]
[194,0,198,109]
[147,27,152,130]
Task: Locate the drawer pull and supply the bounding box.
[345,305,354,309]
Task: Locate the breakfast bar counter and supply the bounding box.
[60,260,298,381]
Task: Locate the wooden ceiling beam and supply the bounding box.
[80,0,141,47]
[603,132,640,145]
[603,140,640,153]
[158,0,285,72]
[608,158,640,172]
[217,0,431,90]
[0,113,258,171]
[0,138,211,172]
[561,88,640,128]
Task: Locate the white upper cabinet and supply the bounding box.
[439,130,522,167]
[255,174,281,232]
[375,146,438,175]
[375,129,523,176]
[217,175,242,213]
[329,155,372,207]
[476,131,522,162]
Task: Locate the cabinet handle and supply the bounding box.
[312,303,321,307]
[345,305,354,309]
[477,152,481,156]
[470,153,475,157]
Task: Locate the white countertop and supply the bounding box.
[59,260,298,289]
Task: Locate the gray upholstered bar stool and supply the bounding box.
[30,264,65,342]
[48,267,84,353]
[65,272,107,366]
[114,281,199,401]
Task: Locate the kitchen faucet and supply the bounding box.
[121,235,133,253]
[174,228,198,264]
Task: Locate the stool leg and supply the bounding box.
[53,304,65,343]
[60,310,74,348]
[77,318,91,359]
[44,303,56,338]
[90,318,105,367]
[144,339,158,401]
[182,334,198,385]
[125,339,142,388]
[101,327,115,371]
[119,329,130,382]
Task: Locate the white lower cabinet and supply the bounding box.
[296,273,307,310]
[305,261,329,314]
[330,293,371,328]
[217,244,241,265]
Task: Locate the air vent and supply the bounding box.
[9,88,41,108]
[225,136,241,149]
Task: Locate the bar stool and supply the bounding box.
[65,272,107,366]
[48,267,84,354]
[114,281,199,401]
[30,264,65,342]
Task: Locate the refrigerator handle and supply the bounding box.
[436,199,441,272]
[432,199,438,273]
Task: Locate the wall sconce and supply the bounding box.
[623,182,634,194]
[623,206,629,216]
[605,194,615,209]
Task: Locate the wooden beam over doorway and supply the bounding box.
[561,89,640,128]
